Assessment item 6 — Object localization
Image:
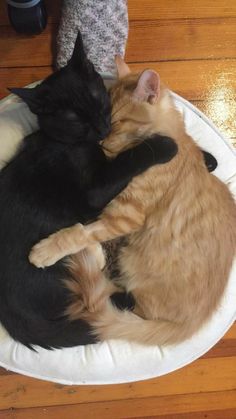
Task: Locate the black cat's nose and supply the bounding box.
[104,122,111,137]
[101,118,111,138]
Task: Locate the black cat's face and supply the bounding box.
[10,32,111,144]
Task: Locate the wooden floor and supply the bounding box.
[0,1,236,418]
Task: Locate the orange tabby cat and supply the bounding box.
[29,58,236,346]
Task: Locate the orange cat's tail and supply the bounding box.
[66,251,193,347]
[84,301,193,346]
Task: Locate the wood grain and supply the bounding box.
[1,19,236,68]
[126,18,236,62]
[0,67,52,99]
[1,390,236,419]
[4,410,236,419]
[155,409,236,419]
[1,60,235,138]
[128,0,236,21]
[192,100,236,139]
[0,25,57,68]
[1,0,235,26]
[1,59,235,102]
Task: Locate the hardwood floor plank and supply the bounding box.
[1,60,235,139]
[126,18,236,63]
[0,25,57,68]
[1,59,235,102]
[0,357,235,410]
[0,66,52,99]
[1,19,236,68]
[1,390,236,419]
[128,0,236,21]
[200,338,236,359]
[191,100,236,139]
[0,369,15,376]
[134,408,236,419]
[1,0,235,26]
[222,322,236,339]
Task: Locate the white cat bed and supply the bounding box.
[0,88,236,385]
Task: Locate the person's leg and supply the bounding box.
[56,0,128,75]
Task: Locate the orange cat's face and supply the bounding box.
[102,60,166,157]
[102,76,149,156]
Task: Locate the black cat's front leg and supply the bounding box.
[28,135,177,268]
[87,135,178,211]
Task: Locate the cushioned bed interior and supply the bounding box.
[0,91,235,385]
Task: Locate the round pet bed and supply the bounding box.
[0,88,235,385]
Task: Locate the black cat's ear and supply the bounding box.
[68,30,94,75]
[201,150,218,172]
[8,87,41,114]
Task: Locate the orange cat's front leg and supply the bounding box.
[29,223,92,268]
[29,197,145,268]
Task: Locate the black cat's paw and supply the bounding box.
[202,150,218,172]
[143,135,178,164]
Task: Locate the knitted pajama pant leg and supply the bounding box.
[56,0,128,75]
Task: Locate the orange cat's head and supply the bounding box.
[102,57,177,157]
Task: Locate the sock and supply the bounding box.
[56,0,128,75]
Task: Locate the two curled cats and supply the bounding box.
[30,57,236,347]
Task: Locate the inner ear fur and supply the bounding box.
[132,70,160,104]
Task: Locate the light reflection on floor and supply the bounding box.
[204,74,236,143]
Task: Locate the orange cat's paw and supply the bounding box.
[29,235,65,268]
[29,224,90,268]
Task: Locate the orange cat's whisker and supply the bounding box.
[111,102,130,118]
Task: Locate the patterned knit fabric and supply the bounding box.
[56,0,128,75]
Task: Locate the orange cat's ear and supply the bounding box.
[115,55,131,78]
[132,70,160,104]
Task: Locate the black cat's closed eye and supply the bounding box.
[63,109,79,121]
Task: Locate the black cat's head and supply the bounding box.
[9,31,111,144]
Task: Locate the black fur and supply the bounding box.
[202,150,217,172]
[0,32,178,349]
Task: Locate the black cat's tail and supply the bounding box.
[0,298,96,350]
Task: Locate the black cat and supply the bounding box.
[0,32,179,349]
